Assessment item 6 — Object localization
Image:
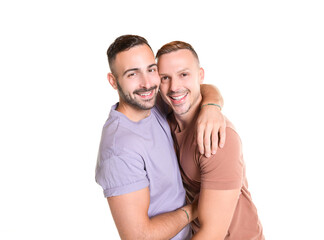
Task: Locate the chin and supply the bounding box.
[173,106,190,116]
[140,99,157,110]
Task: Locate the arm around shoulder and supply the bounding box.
[197,84,226,157]
[200,84,224,108]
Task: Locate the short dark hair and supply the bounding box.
[107,35,153,74]
[156,41,199,64]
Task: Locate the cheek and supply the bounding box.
[153,75,161,86]
[190,79,201,89]
[159,84,169,97]
[119,79,136,93]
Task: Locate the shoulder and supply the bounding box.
[98,116,146,170]
[99,114,146,157]
[199,118,243,177]
[220,117,242,149]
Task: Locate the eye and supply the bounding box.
[127,72,136,78]
[161,76,169,81]
[181,72,188,77]
[148,68,157,73]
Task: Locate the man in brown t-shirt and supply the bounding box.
[156,41,264,240]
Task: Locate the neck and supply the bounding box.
[116,100,151,122]
[174,96,202,132]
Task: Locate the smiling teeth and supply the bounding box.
[140,91,152,96]
[170,94,186,100]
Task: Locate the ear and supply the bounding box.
[199,67,205,84]
[107,73,118,90]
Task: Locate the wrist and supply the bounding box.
[181,204,196,222]
[200,103,222,111]
[180,208,190,224]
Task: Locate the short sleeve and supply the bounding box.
[95,152,149,197]
[199,127,244,190]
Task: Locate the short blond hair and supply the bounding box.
[156,41,199,64]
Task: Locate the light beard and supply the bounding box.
[116,81,158,110]
[172,91,201,116]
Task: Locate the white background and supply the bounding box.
[1,0,323,239]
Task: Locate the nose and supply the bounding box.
[140,73,153,89]
[169,77,180,92]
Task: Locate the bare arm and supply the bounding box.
[198,84,226,157]
[192,188,241,240]
[200,84,224,108]
[108,187,197,240]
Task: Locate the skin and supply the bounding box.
[197,85,226,156]
[108,44,160,122]
[158,49,204,130]
[158,49,241,240]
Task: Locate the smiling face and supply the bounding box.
[109,44,160,111]
[158,49,204,117]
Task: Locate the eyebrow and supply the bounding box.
[159,68,190,76]
[123,68,139,77]
[148,63,158,69]
[177,68,190,74]
[122,64,157,77]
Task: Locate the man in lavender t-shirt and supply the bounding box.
[95,35,225,240]
[96,103,191,239]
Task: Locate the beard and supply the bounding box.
[167,89,201,116]
[116,81,158,110]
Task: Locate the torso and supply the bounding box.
[169,113,264,239]
[97,104,190,240]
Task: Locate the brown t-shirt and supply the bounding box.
[169,114,264,240]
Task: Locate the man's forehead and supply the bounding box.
[115,45,155,66]
[158,49,199,70]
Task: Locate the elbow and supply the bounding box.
[117,224,151,240]
[193,227,227,240]
[119,232,150,240]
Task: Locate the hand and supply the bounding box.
[196,105,226,157]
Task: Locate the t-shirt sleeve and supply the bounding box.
[95,152,149,197]
[199,127,244,190]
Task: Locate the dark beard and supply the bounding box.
[116,81,157,110]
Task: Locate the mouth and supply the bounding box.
[168,92,188,104]
[138,90,154,98]
[134,87,157,99]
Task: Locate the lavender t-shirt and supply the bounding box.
[95,104,190,240]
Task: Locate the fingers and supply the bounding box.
[219,125,226,148]
[196,107,227,157]
[218,117,227,148]
[203,123,213,158]
[197,124,205,155]
[211,129,219,155]
[197,122,219,157]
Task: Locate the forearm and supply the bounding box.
[108,188,196,240]
[192,228,223,240]
[200,84,224,108]
[141,204,194,240]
